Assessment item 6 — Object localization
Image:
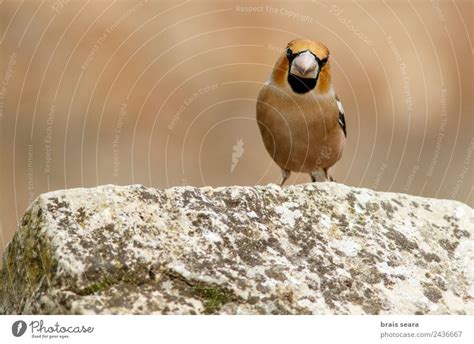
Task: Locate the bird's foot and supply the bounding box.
[279,169,291,186]
[310,169,336,182]
[310,169,326,182]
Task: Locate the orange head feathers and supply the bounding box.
[271,39,332,94]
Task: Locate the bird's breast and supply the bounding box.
[257,85,344,172]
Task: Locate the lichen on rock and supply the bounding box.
[0,183,473,314]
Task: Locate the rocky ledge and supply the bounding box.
[0,183,473,314]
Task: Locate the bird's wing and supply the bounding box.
[335,95,346,137]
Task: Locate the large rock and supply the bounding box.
[1,183,473,314]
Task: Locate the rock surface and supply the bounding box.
[1,183,473,314]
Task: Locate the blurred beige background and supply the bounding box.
[1,0,473,256]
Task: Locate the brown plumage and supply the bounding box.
[256,39,346,185]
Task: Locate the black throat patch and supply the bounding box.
[287,74,317,94]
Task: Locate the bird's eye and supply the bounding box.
[286,48,293,58]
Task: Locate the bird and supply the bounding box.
[256,39,346,186]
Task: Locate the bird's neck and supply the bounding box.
[316,63,332,95]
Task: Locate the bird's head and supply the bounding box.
[272,39,331,94]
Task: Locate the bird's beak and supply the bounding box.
[290,51,318,79]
